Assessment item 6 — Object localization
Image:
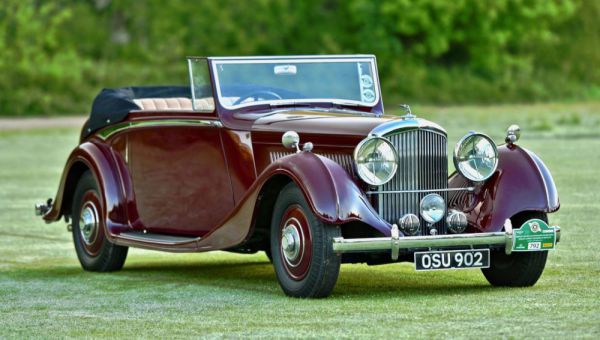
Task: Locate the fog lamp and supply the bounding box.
[420,194,445,224]
[398,214,420,236]
[446,209,468,233]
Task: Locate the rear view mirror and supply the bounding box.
[274,65,297,75]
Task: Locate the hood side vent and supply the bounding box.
[270,151,354,177]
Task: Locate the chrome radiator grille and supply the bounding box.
[378,129,448,235]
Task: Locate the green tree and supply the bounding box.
[0,0,594,115]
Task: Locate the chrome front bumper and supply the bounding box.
[332,222,561,260]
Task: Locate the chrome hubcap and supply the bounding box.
[79,204,98,245]
[281,222,301,262]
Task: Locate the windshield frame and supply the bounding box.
[208,55,381,111]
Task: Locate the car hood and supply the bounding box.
[251,110,396,146]
[248,109,448,174]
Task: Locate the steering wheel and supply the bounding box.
[233,90,283,105]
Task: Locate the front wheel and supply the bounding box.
[71,171,128,272]
[270,183,341,298]
[482,212,549,287]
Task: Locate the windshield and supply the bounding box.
[209,56,380,110]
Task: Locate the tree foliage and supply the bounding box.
[0,0,596,115]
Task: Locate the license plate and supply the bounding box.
[414,249,490,271]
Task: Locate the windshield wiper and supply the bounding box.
[268,101,313,108]
[330,100,371,108]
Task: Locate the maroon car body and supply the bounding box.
[38,55,560,297]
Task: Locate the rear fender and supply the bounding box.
[449,144,559,233]
[43,141,133,235]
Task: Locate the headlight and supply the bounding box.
[453,132,498,181]
[354,137,398,186]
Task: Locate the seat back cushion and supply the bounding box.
[133,97,214,111]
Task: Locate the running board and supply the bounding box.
[113,231,202,252]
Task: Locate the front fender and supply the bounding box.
[449,144,560,233]
[271,152,389,232]
[43,141,132,235]
[197,151,391,251]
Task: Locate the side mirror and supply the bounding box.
[282,131,300,151]
[505,124,521,145]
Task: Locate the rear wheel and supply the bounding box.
[71,171,128,272]
[482,212,549,287]
[270,183,341,298]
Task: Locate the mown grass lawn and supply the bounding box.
[1,102,599,338]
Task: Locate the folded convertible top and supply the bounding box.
[83,86,191,138]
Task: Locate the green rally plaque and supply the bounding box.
[512,219,556,251]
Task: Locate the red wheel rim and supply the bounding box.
[279,205,312,281]
[78,190,104,256]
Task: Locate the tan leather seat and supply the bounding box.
[133,97,215,111]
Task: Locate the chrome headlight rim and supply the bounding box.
[353,136,398,186]
[453,132,499,182]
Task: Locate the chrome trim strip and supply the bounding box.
[96,119,222,140]
[365,187,474,195]
[125,135,129,164]
[205,54,376,61]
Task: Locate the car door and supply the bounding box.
[124,115,234,237]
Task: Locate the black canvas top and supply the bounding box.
[82,84,302,138]
[83,86,191,137]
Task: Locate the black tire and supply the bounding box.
[71,171,128,272]
[270,182,341,298]
[482,212,549,287]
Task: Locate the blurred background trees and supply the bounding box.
[0,0,598,115]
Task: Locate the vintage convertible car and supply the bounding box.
[36,55,561,298]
